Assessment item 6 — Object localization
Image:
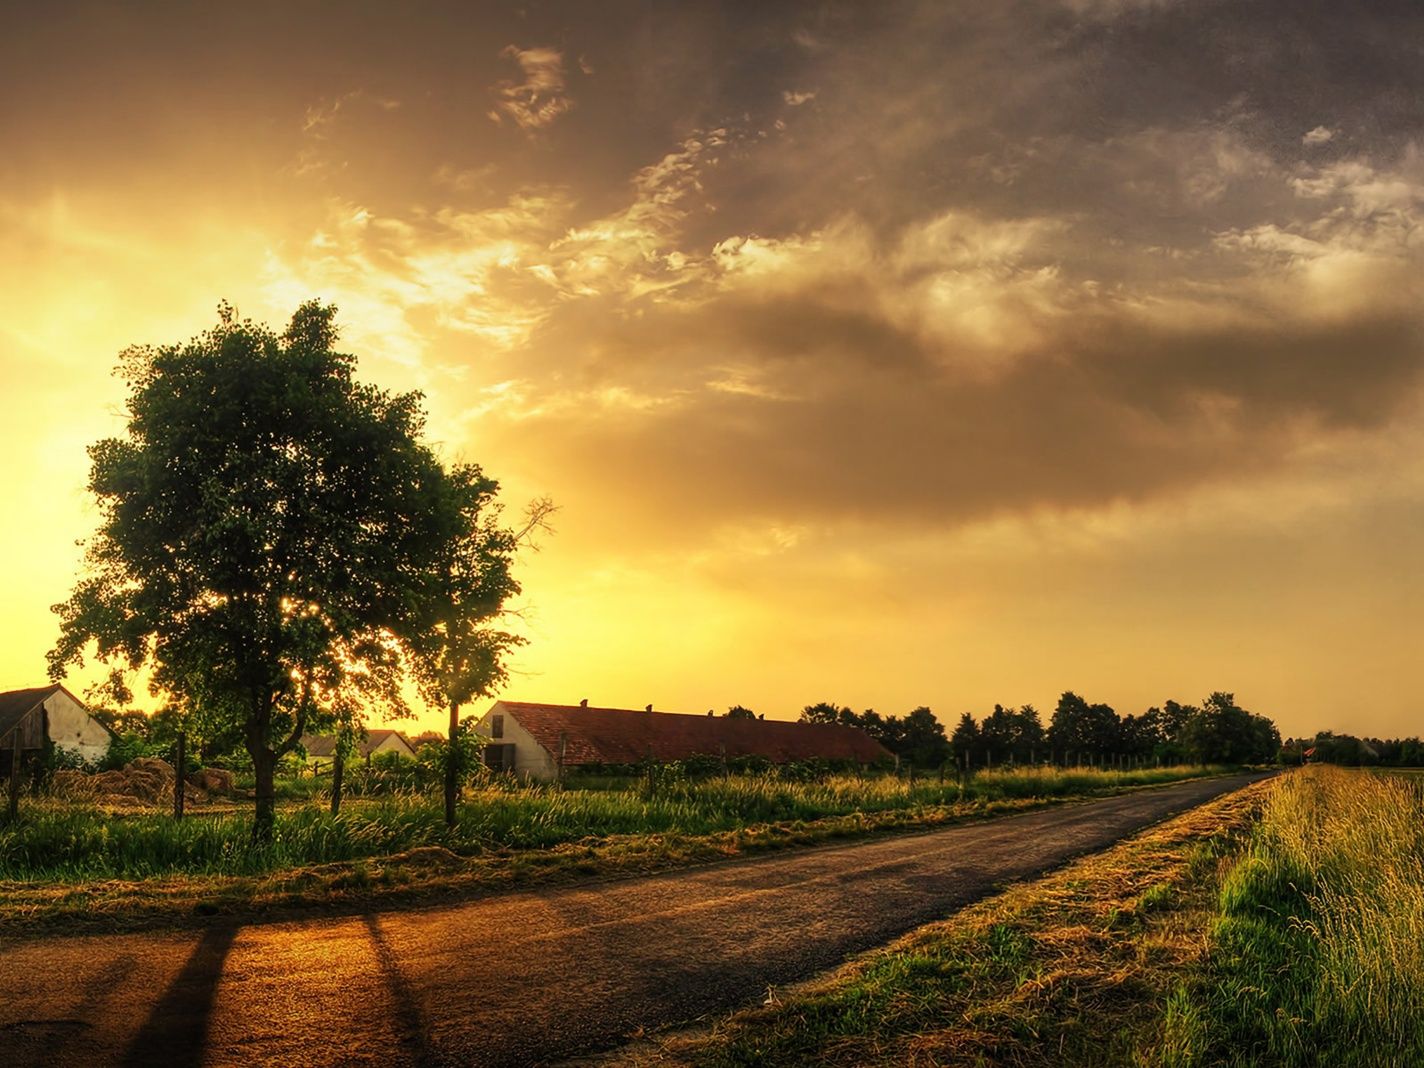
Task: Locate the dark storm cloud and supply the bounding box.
[10,0,1420,533]
[485,288,1424,528]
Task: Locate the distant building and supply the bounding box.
[471,700,893,780]
[302,728,417,771]
[0,685,115,772]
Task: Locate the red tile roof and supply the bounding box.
[494,701,892,766]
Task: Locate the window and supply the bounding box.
[491,714,504,739]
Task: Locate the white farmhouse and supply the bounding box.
[470,699,893,781]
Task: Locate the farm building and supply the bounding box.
[0,684,114,773]
[302,728,417,771]
[471,700,893,780]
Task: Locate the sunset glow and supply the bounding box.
[3,3,1421,739]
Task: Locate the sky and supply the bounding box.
[2,0,1421,740]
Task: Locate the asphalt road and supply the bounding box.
[0,772,1268,1067]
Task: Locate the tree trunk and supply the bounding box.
[330,743,345,816]
[444,699,460,829]
[253,747,277,842]
[173,730,186,821]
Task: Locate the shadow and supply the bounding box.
[364,913,440,1066]
[121,925,238,1068]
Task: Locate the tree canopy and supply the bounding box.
[50,302,528,835]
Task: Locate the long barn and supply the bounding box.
[472,700,892,779]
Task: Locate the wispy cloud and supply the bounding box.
[489,45,574,130]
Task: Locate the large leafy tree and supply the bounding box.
[49,302,514,837]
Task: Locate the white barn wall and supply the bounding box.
[44,689,112,763]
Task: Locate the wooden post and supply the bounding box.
[720,743,729,779]
[173,730,186,820]
[331,740,346,816]
[557,731,567,784]
[6,729,19,823]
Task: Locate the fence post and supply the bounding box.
[557,731,567,785]
[5,729,19,822]
[173,730,186,820]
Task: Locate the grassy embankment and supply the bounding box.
[614,766,1424,1068]
[609,776,1269,1067]
[0,764,1223,930]
[1159,765,1424,1067]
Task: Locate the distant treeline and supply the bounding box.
[797,691,1280,769]
[1282,732,1424,767]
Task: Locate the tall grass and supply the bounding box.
[0,764,1223,883]
[1165,766,1424,1066]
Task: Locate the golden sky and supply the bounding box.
[3,2,1421,739]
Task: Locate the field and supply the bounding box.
[0,764,1224,928]
[610,766,1424,1067]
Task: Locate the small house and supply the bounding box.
[302,728,417,771]
[0,684,115,773]
[471,700,893,780]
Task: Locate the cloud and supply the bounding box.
[782,89,816,106]
[490,45,574,130]
[1302,125,1335,145]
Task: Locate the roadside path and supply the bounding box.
[0,772,1270,1067]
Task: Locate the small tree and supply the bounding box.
[49,303,495,839]
[408,489,553,827]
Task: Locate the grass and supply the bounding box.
[1160,765,1424,1067]
[604,777,1269,1067]
[0,764,1227,930]
[2,764,1223,882]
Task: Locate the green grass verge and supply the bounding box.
[1,765,1224,882]
[604,779,1269,1067]
[0,765,1228,932]
[1159,766,1424,1067]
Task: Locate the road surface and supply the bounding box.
[0,772,1268,1067]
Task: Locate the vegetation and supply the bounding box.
[1161,766,1424,1067]
[1280,730,1424,767]
[47,303,528,838]
[801,691,1280,770]
[0,764,1224,885]
[612,776,1268,1066]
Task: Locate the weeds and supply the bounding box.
[0,764,1226,883]
[1163,766,1424,1067]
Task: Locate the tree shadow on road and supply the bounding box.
[121,925,238,1068]
[364,913,441,1066]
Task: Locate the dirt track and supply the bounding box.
[0,772,1269,1067]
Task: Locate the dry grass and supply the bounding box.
[603,781,1270,1067]
[1165,765,1424,1067]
